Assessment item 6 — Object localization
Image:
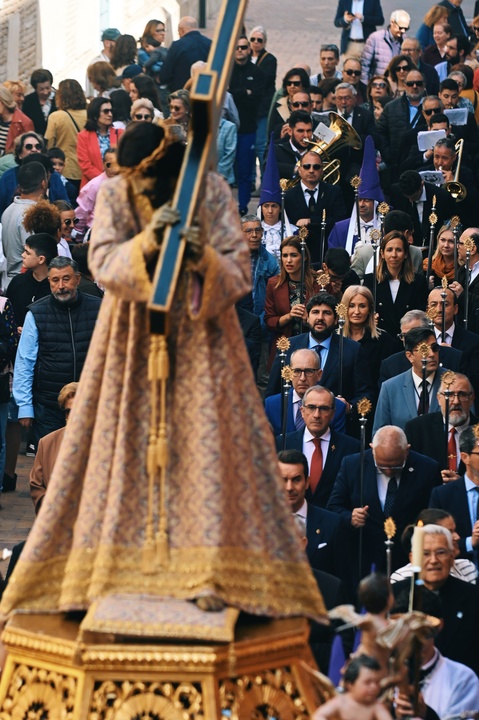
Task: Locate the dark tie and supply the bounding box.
[295,401,305,431]
[383,476,398,517]
[411,200,422,245]
[309,438,323,493]
[306,189,316,213]
[311,344,323,368]
[475,486,479,522]
[418,381,430,415]
[447,428,457,471]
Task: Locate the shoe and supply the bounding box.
[2,473,17,492]
[26,443,36,457]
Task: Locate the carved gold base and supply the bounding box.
[0,613,334,719]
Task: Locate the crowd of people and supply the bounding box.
[0,3,479,718]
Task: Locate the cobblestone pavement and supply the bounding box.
[0,452,34,580]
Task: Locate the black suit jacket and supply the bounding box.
[405,411,477,474]
[379,345,463,388]
[421,162,479,229]
[457,266,479,335]
[266,332,374,411]
[305,503,352,580]
[451,324,479,399]
[393,575,479,675]
[327,449,441,579]
[22,92,57,136]
[429,477,475,557]
[284,182,347,262]
[273,140,301,180]
[334,0,384,54]
[276,428,360,507]
[236,305,262,376]
[438,0,470,38]
[363,274,429,338]
[389,182,456,246]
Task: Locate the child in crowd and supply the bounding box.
[46,147,78,205]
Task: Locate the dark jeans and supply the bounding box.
[33,402,65,446]
[235,131,256,212]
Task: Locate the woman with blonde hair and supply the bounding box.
[0,86,33,157]
[416,4,449,50]
[2,81,26,110]
[423,222,456,288]
[341,284,397,393]
[264,236,320,367]
[364,230,428,337]
[130,98,154,123]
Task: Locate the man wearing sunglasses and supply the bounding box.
[360,9,411,83]
[271,110,314,179]
[284,151,347,263]
[341,58,368,106]
[398,99,447,173]
[401,38,439,95]
[373,327,447,434]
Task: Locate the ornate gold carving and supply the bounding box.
[220,667,311,720]
[377,202,390,216]
[350,175,362,190]
[429,212,438,226]
[384,517,397,541]
[89,680,203,720]
[279,179,289,192]
[357,398,372,417]
[441,275,448,290]
[473,423,479,439]
[276,336,291,352]
[450,215,460,228]
[416,341,430,359]
[281,366,294,383]
[463,236,476,253]
[441,370,456,388]
[298,226,309,240]
[0,664,76,720]
[370,229,380,244]
[335,303,347,319]
[317,272,330,289]
[426,307,437,323]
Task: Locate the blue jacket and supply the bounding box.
[0,167,69,217]
[252,245,279,328]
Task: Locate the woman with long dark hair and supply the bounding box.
[364,230,428,337]
[76,97,123,187]
[264,236,320,367]
[45,79,87,188]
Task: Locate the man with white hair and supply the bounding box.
[160,16,212,93]
[392,523,479,674]
[327,425,440,580]
[360,9,411,83]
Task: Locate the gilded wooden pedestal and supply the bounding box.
[0,613,334,719]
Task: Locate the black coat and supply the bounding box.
[450,323,479,399]
[393,575,479,675]
[22,92,57,136]
[376,94,423,169]
[276,428,360,508]
[229,60,265,134]
[405,411,477,474]
[379,345,463,388]
[284,181,347,262]
[457,266,479,335]
[363,273,429,338]
[255,49,277,118]
[160,31,212,92]
[272,140,302,180]
[334,0,384,55]
[389,182,456,247]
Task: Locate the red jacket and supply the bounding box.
[5,109,34,153]
[77,127,123,187]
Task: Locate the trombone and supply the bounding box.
[444,138,467,202]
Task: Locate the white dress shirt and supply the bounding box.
[302,427,331,471]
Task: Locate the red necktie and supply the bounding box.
[447,427,457,471]
[309,438,323,493]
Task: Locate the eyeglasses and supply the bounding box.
[406,80,424,87]
[301,163,321,170]
[243,227,262,234]
[291,101,310,108]
[286,80,302,87]
[303,404,334,413]
[291,368,318,377]
[250,36,263,43]
[468,451,479,456]
[64,218,80,226]
[236,44,249,50]
[423,549,450,559]
[372,82,387,88]
[101,108,113,114]
[473,26,479,32]
[375,462,406,473]
[396,65,410,72]
[169,105,183,112]
[413,342,440,353]
[392,21,409,31]
[438,390,472,400]
[345,69,361,76]
[24,143,42,150]
[424,107,441,116]
[134,113,152,120]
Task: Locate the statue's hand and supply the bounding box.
[150,203,181,235]
[182,224,204,262]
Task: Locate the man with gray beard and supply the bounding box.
[405,372,476,483]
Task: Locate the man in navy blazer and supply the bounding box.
[265,347,346,436]
[373,327,446,434]
[278,449,352,584]
[429,425,479,560]
[266,293,374,421]
[334,0,384,56]
[328,425,441,581]
[277,385,359,508]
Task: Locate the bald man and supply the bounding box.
[451,228,479,335]
[160,16,212,92]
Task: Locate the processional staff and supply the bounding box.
[377,201,390,243]
[281,366,294,451]
[426,196,438,284]
[357,398,372,581]
[417,341,430,416]
[463,236,475,330]
[370,229,380,307]
[299,226,308,334]
[336,302,347,398]
[320,209,327,266]
[280,178,289,242]
[440,275,448,343]
[350,175,362,242]
[277,336,291,431]
[384,517,397,584]
[409,520,425,717]
[442,370,456,471]
[451,215,460,281]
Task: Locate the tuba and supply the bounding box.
[284,112,363,189]
[444,138,467,202]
